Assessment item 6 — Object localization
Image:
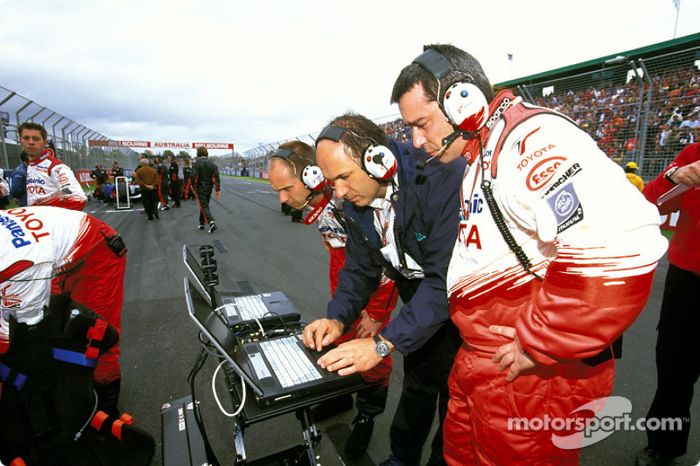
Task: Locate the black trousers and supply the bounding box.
[646,264,700,458]
[390,321,461,466]
[356,384,388,418]
[169,179,181,207]
[196,189,215,225]
[141,189,158,219]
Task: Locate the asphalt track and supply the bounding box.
[85,175,699,466]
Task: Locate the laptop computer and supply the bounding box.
[183,244,300,330]
[184,277,364,407]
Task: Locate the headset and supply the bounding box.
[413,47,542,281]
[315,125,397,181]
[270,147,325,192]
[412,48,489,134]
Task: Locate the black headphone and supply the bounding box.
[315,125,397,181]
[270,147,325,192]
[412,48,490,133]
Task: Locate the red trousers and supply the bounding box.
[329,247,397,385]
[52,218,125,385]
[443,345,614,465]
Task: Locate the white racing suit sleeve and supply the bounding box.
[1,261,53,327]
[495,113,667,365]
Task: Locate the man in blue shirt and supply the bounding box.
[10,152,28,206]
[302,113,464,466]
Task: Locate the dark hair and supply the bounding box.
[196,147,208,157]
[269,141,316,178]
[18,122,48,140]
[324,112,389,165]
[391,44,494,106]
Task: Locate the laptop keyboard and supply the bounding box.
[229,295,268,321]
[260,335,322,388]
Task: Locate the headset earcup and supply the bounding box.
[443,82,489,132]
[363,145,397,181]
[302,165,325,191]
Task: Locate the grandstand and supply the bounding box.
[239,32,700,183]
[498,32,700,180]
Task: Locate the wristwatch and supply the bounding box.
[373,334,391,358]
[664,166,679,185]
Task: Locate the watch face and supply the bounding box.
[375,340,390,358]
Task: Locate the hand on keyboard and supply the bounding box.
[302,318,344,351]
[317,337,383,376]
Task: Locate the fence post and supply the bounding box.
[627,60,645,166]
[14,100,33,129]
[51,116,65,153]
[0,117,8,168]
[638,59,654,177]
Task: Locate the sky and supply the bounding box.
[0,0,699,155]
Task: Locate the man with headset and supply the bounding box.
[0,206,127,416]
[390,44,668,464]
[302,113,464,466]
[268,140,398,459]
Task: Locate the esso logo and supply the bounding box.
[526,156,567,191]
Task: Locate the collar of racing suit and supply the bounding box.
[27,148,55,166]
[459,89,518,165]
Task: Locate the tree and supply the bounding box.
[162,149,175,158]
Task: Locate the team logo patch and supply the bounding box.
[526,156,567,191]
[544,163,582,196]
[547,183,583,233]
[0,284,22,309]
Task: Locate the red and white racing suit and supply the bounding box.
[0,206,124,385]
[307,193,398,385]
[26,149,87,211]
[443,91,668,465]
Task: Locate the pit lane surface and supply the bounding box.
[86,175,698,466]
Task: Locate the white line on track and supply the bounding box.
[87,209,142,214]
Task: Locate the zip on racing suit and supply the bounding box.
[443,91,668,465]
[0,206,126,416]
[26,148,87,210]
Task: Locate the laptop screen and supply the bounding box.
[183,277,264,396]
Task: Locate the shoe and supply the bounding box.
[635,447,677,466]
[208,223,218,234]
[378,454,408,466]
[310,394,353,422]
[344,414,374,460]
[197,224,205,230]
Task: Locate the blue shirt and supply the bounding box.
[327,141,465,353]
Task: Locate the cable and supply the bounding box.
[253,317,265,338]
[188,346,221,466]
[211,360,246,417]
[477,137,543,281]
[74,389,99,441]
[262,311,288,334]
